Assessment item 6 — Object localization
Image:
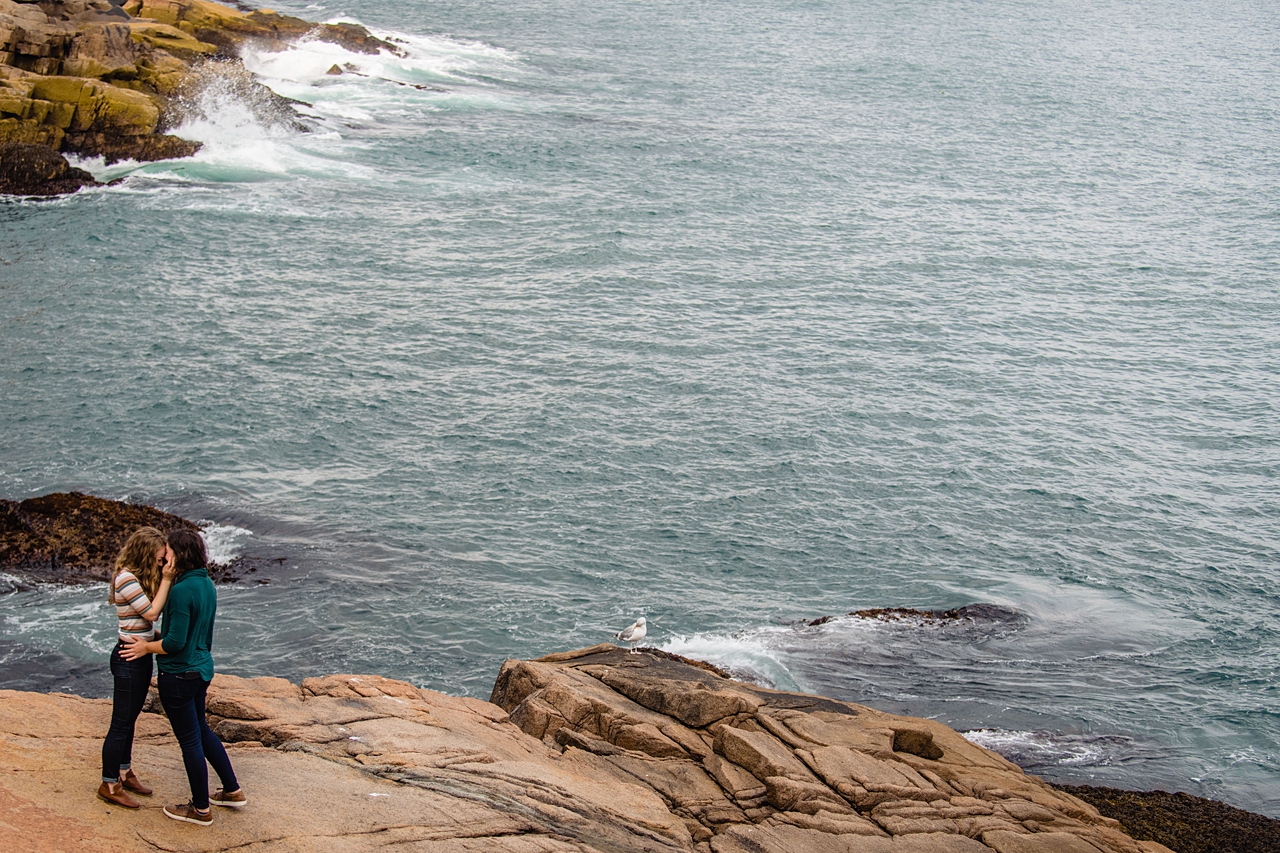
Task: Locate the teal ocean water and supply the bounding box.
[3,0,1278,816]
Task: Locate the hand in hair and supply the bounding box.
[160,545,178,581]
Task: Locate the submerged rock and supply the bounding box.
[808,604,1027,628]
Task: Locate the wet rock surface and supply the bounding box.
[0,138,95,192]
[0,491,248,584]
[1058,785,1280,853]
[3,646,1269,852]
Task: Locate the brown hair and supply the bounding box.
[167,528,208,576]
[109,527,167,604]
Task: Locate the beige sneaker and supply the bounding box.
[210,788,247,808]
[164,802,212,826]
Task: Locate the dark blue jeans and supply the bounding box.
[101,641,153,782]
[157,672,238,810]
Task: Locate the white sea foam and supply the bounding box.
[75,24,519,188]
[962,728,1118,768]
[4,597,116,654]
[239,23,521,118]
[661,627,804,691]
[200,522,253,565]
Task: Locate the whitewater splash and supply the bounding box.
[241,19,520,95]
[662,626,805,691]
[75,21,521,186]
[962,728,1167,776]
[663,605,1032,688]
[2,586,116,656]
[660,606,1174,782]
[200,521,253,567]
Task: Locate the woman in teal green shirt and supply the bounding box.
[122,529,247,825]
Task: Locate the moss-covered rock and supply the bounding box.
[122,0,264,34]
[60,22,142,78]
[125,20,217,59]
[0,116,64,146]
[29,74,159,135]
[132,51,186,95]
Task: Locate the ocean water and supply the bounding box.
[2,0,1278,817]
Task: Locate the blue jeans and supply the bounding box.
[101,640,153,782]
[157,672,238,810]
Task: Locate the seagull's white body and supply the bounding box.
[614,617,647,654]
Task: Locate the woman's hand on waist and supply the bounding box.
[119,635,161,661]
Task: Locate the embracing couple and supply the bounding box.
[98,526,248,827]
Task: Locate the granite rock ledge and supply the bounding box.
[0,645,1176,853]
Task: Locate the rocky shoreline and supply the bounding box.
[0,646,1184,853]
[0,0,393,195]
[2,650,1275,853]
[4,493,1277,851]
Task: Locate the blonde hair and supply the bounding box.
[109,527,167,604]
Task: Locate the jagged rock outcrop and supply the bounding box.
[0,673,695,852]
[0,649,1183,852]
[1,0,399,189]
[490,645,1177,853]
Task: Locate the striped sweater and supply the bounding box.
[112,570,157,641]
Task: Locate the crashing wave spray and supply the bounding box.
[149,59,362,180]
[167,60,311,139]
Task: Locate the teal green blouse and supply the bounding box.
[158,567,217,682]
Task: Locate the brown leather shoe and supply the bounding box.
[97,781,140,809]
[164,802,212,826]
[121,770,152,796]
[210,787,247,808]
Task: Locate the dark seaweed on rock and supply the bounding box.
[0,141,98,195]
[0,491,241,584]
[1059,784,1280,853]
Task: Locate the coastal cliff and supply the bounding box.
[0,645,1178,853]
[0,0,392,194]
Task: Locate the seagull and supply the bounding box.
[613,617,647,654]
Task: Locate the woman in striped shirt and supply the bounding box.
[97,527,177,809]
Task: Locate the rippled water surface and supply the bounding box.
[2,0,1278,816]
